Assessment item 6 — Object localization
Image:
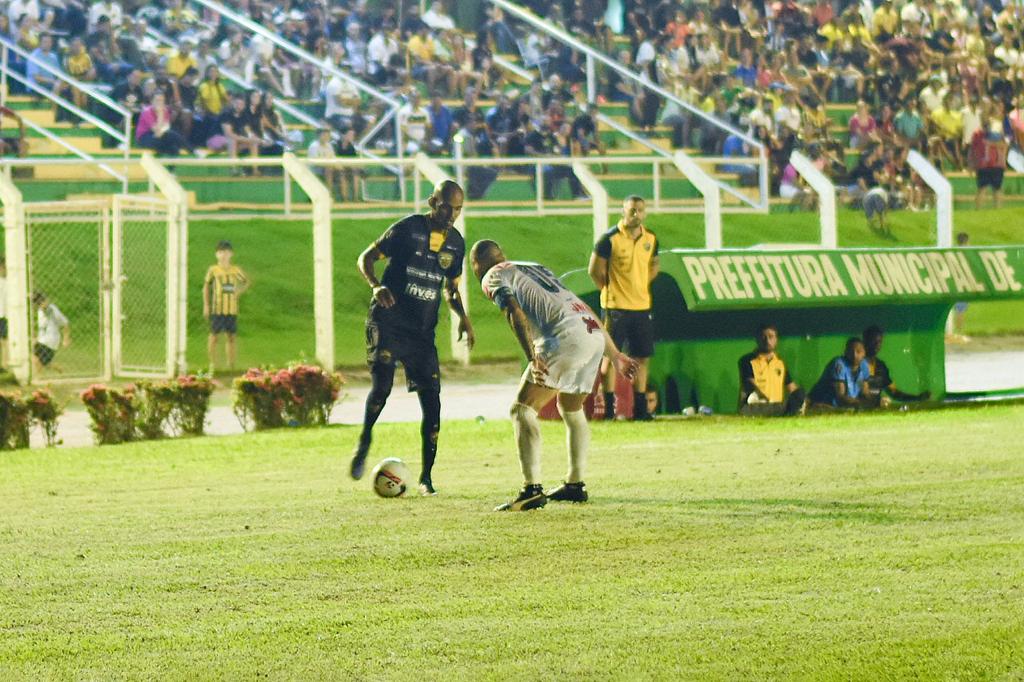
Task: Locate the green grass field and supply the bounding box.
[1,406,1022,678]
[178,207,1024,371]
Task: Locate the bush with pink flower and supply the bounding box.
[233,364,344,431]
[81,374,216,445]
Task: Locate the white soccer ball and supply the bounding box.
[371,458,412,498]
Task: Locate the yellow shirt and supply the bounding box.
[847,24,872,45]
[204,264,248,316]
[198,80,229,115]
[594,222,659,311]
[166,53,198,79]
[872,7,899,35]
[740,352,791,403]
[818,23,843,49]
[407,34,436,62]
[930,107,962,139]
[66,52,93,79]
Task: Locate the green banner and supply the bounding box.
[669,247,1024,310]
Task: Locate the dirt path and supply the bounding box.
[35,348,1024,449]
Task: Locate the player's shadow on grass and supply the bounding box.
[603,496,913,524]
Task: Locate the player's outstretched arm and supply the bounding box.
[357,244,395,308]
[588,304,637,380]
[503,298,546,381]
[444,276,475,350]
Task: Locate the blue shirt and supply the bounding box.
[811,356,871,406]
[733,64,757,88]
[27,48,60,86]
[429,105,453,143]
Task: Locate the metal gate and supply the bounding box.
[24,200,110,382]
[111,194,177,377]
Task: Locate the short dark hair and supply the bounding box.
[756,322,777,337]
[624,194,645,204]
[216,240,233,251]
[845,337,864,352]
[863,324,883,341]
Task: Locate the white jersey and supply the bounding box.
[482,262,595,339]
[482,261,606,393]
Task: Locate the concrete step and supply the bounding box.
[27,136,109,155]
[30,163,148,181]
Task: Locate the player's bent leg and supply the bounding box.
[548,392,590,504]
[417,388,441,495]
[352,361,395,480]
[509,401,543,487]
[497,381,557,512]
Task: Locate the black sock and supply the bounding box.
[603,392,616,420]
[633,392,648,419]
[359,363,395,451]
[418,389,441,483]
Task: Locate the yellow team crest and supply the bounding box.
[438,251,454,270]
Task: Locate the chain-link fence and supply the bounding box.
[24,200,109,381]
[112,195,172,376]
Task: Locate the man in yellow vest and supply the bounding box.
[738,323,805,416]
[588,195,659,420]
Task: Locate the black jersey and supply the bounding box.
[371,214,465,334]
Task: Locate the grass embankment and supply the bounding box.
[184,208,1024,370]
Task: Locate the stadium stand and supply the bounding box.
[1,0,1022,210]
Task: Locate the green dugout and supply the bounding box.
[564,246,1024,415]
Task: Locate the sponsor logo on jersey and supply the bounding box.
[405,282,439,301]
[406,266,442,282]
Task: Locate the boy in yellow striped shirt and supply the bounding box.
[203,240,250,372]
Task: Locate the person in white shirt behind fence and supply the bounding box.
[32,291,70,373]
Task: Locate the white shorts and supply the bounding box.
[522,324,605,395]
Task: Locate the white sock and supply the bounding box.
[558,405,589,483]
[510,402,542,486]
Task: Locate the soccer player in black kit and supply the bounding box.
[350,180,475,495]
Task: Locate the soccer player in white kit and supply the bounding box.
[470,240,637,511]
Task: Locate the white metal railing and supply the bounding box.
[2,154,770,217]
[143,25,321,131]
[1,41,131,159]
[489,0,769,211]
[789,150,837,249]
[189,0,404,182]
[1,101,126,186]
[907,150,953,248]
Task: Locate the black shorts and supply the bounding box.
[977,168,1004,190]
[605,309,655,358]
[0,317,7,339]
[210,314,238,335]
[366,319,440,393]
[33,343,55,366]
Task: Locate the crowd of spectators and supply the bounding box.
[4,0,1022,205]
[1,0,603,199]
[519,0,1024,208]
[3,0,309,165]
